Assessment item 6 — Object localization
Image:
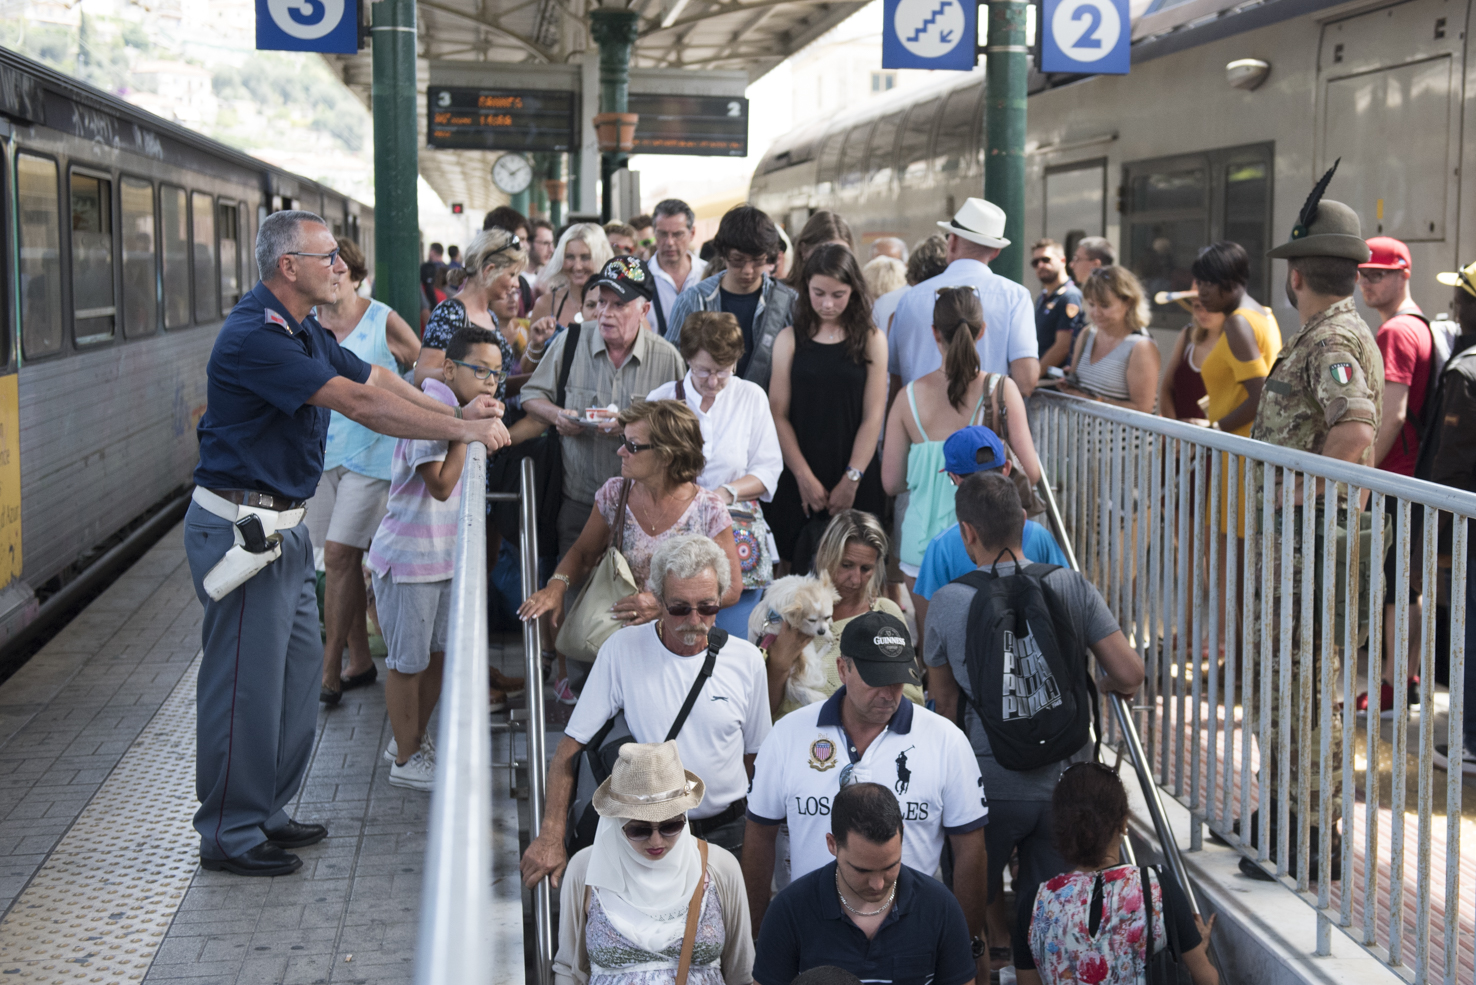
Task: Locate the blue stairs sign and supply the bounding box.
[882,0,978,71]
[257,0,360,54]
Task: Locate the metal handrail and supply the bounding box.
[518,457,555,985]
[416,441,493,985]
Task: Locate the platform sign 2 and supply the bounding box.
[257,0,359,54]
[882,0,977,71]
[1042,0,1130,74]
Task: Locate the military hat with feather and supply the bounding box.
[1266,160,1371,263]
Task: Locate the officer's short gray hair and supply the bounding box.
[257,210,328,281]
[648,533,730,601]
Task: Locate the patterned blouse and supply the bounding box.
[594,479,732,592]
[585,879,726,985]
[422,298,516,399]
[1026,864,1168,985]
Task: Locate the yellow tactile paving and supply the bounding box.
[0,653,202,983]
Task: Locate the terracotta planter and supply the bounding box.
[544,179,568,203]
[593,112,638,152]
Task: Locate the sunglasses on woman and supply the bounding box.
[622,817,687,841]
[620,437,653,455]
[663,601,722,617]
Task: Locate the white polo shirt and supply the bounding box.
[747,688,987,882]
[564,622,771,820]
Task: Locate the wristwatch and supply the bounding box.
[550,573,571,588]
[454,405,464,420]
[720,483,740,504]
[844,466,864,483]
[971,936,987,960]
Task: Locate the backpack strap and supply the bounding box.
[555,321,583,409]
[675,377,686,403]
[666,628,729,741]
[652,284,669,337]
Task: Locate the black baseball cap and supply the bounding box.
[839,612,921,687]
[589,256,656,302]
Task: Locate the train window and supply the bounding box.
[1224,157,1270,302]
[160,185,190,329]
[120,178,158,338]
[898,97,940,182]
[191,192,217,322]
[933,84,983,177]
[867,111,905,190]
[70,172,116,345]
[1044,161,1106,257]
[219,201,241,313]
[837,122,874,191]
[1322,56,1451,241]
[17,153,62,358]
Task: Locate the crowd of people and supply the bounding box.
[190,173,1476,985]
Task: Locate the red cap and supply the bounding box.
[1361,236,1411,270]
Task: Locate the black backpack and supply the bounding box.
[1403,309,1460,437]
[954,556,1097,772]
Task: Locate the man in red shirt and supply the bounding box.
[1357,236,1430,716]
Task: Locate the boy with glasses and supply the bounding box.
[368,325,506,790]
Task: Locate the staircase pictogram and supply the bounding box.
[906,0,955,43]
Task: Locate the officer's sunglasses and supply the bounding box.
[288,248,341,266]
[663,601,722,617]
[451,359,507,383]
[623,817,687,841]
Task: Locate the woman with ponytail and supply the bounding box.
[882,286,1042,598]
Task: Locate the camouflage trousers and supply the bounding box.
[1247,503,1384,819]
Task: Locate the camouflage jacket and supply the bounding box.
[1251,297,1383,463]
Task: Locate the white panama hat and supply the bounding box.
[937,197,1011,250]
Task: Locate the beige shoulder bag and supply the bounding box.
[556,479,640,662]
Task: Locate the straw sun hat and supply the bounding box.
[592,741,705,822]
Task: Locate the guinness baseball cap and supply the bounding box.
[840,611,921,688]
[1437,260,1476,299]
[589,256,656,303]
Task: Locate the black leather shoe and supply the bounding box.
[340,665,378,691]
[200,842,302,876]
[263,819,327,849]
[320,686,342,706]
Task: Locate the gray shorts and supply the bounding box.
[306,465,391,551]
[371,571,451,674]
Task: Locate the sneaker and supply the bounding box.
[1356,677,1422,719]
[388,750,436,790]
[489,688,508,713]
[1433,743,1476,775]
[384,735,435,764]
[552,677,578,706]
[490,667,526,698]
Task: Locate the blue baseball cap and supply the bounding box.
[940,426,1007,475]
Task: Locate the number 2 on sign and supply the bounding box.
[1071,4,1102,47]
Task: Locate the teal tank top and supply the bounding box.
[898,381,987,567]
[323,300,398,480]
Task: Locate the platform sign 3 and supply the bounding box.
[1041,0,1130,74]
[882,0,977,71]
[257,0,359,54]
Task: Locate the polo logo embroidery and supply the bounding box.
[1330,363,1354,384]
[808,738,838,772]
[264,309,291,333]
[873,630,907,658]
[894,747,913,794]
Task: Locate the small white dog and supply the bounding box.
[749,574,840,708]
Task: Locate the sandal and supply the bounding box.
[320,686,342,706]
[340,665,378,691]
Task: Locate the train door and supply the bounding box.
[1316,0,1465,316]
[1043,159,1108,261]
[0,132,21,596]
[1120,142,1274,332]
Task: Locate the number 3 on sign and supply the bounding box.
[1042,0,1129,74]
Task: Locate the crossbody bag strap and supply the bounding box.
[665,628,728,741]
[613,479,633,554]
[555,321,583,409]
[675,377,686,402]
[674,840,710,985]
[653,286,668,336]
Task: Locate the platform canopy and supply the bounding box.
[321,0,866,212]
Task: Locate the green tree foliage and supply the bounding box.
[213,54,366,153]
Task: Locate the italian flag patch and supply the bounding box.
[1330,362,1354,385]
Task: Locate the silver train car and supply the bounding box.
[750,0,1470,346]
[0,47,373,648]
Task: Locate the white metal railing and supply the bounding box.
[1031,391,1474,985]
[518,456,555,985]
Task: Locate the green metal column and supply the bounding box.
[983,0,1028,284]
[550,153,566,226]
[371,0,420,328]
[512,189,531,215]
[531,152,551,218]
[589,7,639,223]
[570,151,583,218]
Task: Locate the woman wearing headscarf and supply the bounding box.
[553,741,755,985]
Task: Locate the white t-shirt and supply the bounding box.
[887,259,1038,384]
[747,688,987,884]
[647,373,783,499]
[873,286,907,338]
[564,622,772,820]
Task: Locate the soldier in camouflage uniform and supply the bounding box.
[1243,171,1383,883]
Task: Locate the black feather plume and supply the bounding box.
[1291,159,1339,239]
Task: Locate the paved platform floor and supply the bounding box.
[0,523,536,985]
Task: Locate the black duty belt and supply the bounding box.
[207,488,308,511]
[688,798,747,836]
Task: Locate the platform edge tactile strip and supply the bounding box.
[0,652,202,984]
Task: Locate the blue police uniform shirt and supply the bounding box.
[752,860,975,985]
[913,520,1068,600]
[194,281,372,501]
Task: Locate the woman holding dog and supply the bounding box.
[648,312,783,638]
[763,510,922,718]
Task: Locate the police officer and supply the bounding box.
[187,210,510,876]
[1243,176,1383,882]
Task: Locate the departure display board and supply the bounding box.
[426,87,576,152]
[627,94,749,157]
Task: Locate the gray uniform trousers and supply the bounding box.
[183,500,321,860]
